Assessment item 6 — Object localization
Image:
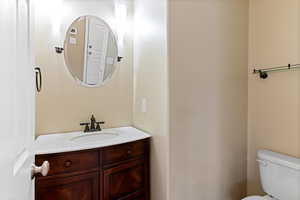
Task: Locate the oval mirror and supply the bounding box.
[64,16,118,87]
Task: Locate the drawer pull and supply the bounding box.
[127,150,132,155]
[64,160,73,168]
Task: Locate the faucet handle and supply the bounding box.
[96,121,105,131]
[80,123,90,132]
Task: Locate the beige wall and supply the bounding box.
[169,0,249,199]
[248,0,300,195]
[133,0,169,200]
[64,17,86,81]
[35,0,134,135]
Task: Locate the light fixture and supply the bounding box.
[115,0,127,62]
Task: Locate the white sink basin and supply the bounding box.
[34,127,151,155]
[70,132,119,144]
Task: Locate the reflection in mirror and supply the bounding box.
[64,16,118,87]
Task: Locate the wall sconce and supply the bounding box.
[115,1,127,62]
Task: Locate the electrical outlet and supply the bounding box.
[142,98,147,113]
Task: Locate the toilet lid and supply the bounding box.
[242,196,264,200]
[242,196,274,200]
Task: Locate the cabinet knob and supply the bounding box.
[32,161,50,178]
[64,160,73,168]
[127,150,132,155]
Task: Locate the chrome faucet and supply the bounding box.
[80,115,105,133]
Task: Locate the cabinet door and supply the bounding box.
[36,172,99,200]
[103,159,149,200]
[132,196,145,200]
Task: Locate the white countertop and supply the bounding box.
[33,127,151,155]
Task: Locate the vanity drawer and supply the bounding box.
[36,150,99,176]
[101,140,149,166]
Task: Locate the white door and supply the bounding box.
[0,0,35,199]
[84,17,109,85]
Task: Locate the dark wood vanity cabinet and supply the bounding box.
[36,172,99,200]
[35,139,150,200]
[103,159,148,200]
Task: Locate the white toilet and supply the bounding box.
[243,149,300,200]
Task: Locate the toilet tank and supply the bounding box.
[257,150,300,200]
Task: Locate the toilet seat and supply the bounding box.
[242,195,275,200]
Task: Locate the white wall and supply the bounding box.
[169,0,249,199]
[133,0,169,199]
